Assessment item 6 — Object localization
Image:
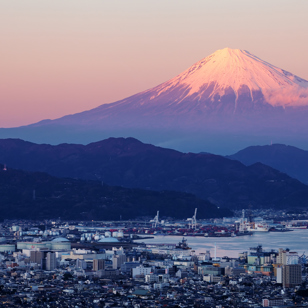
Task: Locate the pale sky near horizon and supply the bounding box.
[1,0,308,127]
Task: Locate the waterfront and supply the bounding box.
[136,229,308,257]
[2,220,308,307]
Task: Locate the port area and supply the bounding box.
[60,212,308,247]
[78,224,299,240]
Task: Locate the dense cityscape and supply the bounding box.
[0,209,308,307]
[1,1,308,308]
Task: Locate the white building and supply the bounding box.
[132,265,152,278]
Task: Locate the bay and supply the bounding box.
[135,230,308,258]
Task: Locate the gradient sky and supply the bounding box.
[1,0,308,127]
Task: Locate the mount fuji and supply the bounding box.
[2,48,308,153]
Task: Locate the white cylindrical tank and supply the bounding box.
[105,231,111,237]
[94,235,100,241]
[112,232,118,237]
[117,231,124,238]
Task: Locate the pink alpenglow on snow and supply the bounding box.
[1,48,308,154]
[63,47,308,120]
[144,48,308,109]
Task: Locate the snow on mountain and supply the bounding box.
[73,47,308,120]
[2,48,308,154]
[146,48,308,107]
[28,47,308,128]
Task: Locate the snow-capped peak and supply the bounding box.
[146,48,308,107]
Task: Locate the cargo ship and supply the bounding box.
[246,222,269,232]
[239,221,269,232]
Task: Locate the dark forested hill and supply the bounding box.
[0,165,227,221]
[0,138,307,209]
[228,144,308,185]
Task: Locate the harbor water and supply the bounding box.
[135,229,308,258]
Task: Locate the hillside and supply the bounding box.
[0,165,225,221]
[0,138,308,209]
[228,144,308,184]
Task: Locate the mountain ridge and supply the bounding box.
[28,48,308,126]
[1,48,308,153]
[0,137,307,209]
[228,144,308,185]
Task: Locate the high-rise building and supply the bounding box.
[282,264,302,288]
[277,249,299,265]
[30,251,44,266]
[46,252,56,271]
[76,258,87,270]
[112,254,126,269]
[276,266,283,284]
[276,248,301,287]
[93,259,105,271]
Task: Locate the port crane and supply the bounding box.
[187,208,197,229]
[150,211,159,228]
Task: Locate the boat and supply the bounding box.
[286,224,308,229]
[246,222,269,232]
[239,220,269,232]
[269,224,292,232]
[235,230,253,236]
[207,231,233,237]
[175,237,191,250]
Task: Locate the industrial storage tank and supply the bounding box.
[50,237,71,250]
[50,242,71,250]
[105,231,111,237]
